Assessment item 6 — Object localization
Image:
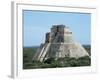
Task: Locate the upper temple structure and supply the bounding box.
[33,24,89,62]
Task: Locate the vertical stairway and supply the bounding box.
[37,43,51,62]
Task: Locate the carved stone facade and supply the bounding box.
[33,25,89,62]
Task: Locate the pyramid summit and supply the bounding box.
[33,25,89,62]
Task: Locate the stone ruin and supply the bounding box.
[33,25,89,62]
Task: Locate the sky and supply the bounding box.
[23,10,91,47]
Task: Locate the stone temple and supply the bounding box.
[33,25,89,62]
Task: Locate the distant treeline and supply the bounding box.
[82,45,91,56]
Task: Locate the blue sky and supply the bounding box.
[23,10,91,47]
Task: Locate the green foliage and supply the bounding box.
[23,46,91,69]
[44,57,55,64]
[77,56,91,66]
[26,56,90,69]
[23,47,38,69]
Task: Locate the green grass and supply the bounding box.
[23,45,91,69]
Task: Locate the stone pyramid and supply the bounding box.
[33,25,89,62]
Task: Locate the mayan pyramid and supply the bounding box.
[33,25,89,62]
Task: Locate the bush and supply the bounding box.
[44,57,55,64]
[23,47,91,69]
[77,56,91,66]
